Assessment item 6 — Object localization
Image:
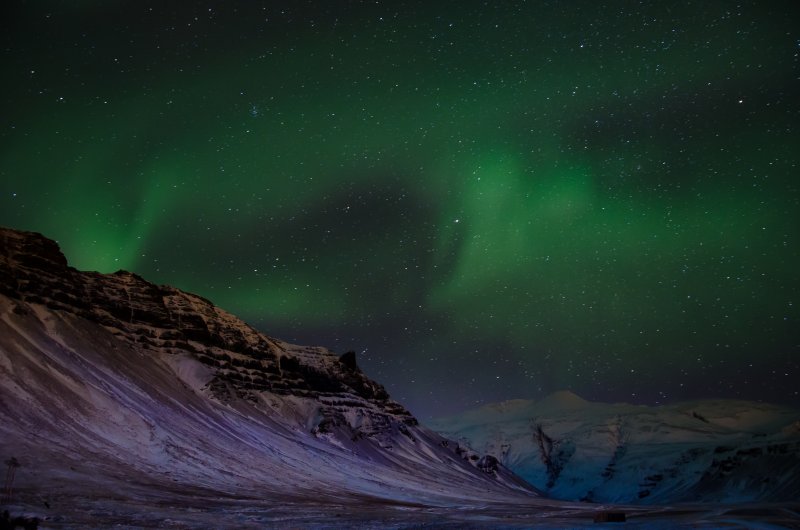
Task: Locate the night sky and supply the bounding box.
[1,1,798,419]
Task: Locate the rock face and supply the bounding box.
[0,226,537,522]
[0,227,413,441]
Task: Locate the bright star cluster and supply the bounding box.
[1,1,798,418]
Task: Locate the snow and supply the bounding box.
[162,353,216,393]
[431,391,800,506]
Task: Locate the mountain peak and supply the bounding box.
[536,390,588,409]
[0,225,415,426]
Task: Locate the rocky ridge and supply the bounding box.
[0,227,414,444]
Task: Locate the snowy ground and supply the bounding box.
[5,493,800,529]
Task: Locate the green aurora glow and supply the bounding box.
[1,1,798,416]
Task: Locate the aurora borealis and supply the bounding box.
[1,1,798,418]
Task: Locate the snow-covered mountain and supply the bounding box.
[431,390,800,505]
[0,227,538,527]
[3,227,800,528]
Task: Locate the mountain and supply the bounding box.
[431,391,800,505]
[3,227,799,529]
[0,227,538,528]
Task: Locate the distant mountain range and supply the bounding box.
[431,390,800,504]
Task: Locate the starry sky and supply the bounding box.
[1,1,798,419]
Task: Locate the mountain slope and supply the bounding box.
[431,391,800,505]
[0,227,537,526]
[4,227,800,529]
